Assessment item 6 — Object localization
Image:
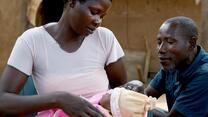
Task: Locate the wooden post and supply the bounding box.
[201,0,208,51]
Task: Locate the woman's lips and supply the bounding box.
[86,27,95,34]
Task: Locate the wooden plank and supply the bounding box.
[201,0,208,51]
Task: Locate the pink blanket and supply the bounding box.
[37,92,112,117]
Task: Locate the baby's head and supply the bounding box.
[122,80,144,93]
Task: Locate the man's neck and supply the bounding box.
[176,46,199,72]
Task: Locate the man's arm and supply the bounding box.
[149,108,184,117]
[145,85,185,117]
[145,85,161,98]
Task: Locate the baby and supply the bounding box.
[37,80,156,117]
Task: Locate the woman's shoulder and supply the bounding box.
[20,26,44,38]
[18,26,47,44]
[96,27,114,35]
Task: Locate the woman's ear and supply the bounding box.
[68,0,76,8]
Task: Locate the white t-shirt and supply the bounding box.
[8,26,124,98]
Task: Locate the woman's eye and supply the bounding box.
[91,10,99,15]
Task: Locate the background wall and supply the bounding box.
[102,0,201,73]
[0,0,202,81]
[0,0,28,73]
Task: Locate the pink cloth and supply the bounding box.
[37,91,112,117]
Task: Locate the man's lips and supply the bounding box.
[159,57,171,63]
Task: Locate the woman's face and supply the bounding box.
[67,0,112,36]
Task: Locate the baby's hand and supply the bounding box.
[99,93,111,110]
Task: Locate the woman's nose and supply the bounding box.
[95,18,102,24]
[93,16,102,27]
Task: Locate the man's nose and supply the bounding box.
[158,42,167,54]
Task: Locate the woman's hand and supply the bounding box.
[57,92,104,117]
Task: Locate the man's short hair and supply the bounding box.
[164,16,198,39]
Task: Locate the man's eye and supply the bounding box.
[157,40,161,45]
[168,41,174,44]
[167,40,174,44]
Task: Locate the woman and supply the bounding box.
[0,0,127,116]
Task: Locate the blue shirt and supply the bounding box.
[150,46,208,117]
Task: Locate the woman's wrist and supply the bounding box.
[51,92,69,108]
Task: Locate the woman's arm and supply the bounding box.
[0,65,60,116]
[105,58,127,88]
[0,65,104,117]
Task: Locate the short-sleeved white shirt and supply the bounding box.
[8,26,124,98]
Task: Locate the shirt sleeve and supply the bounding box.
[7,37,33,76]
[98,27,124,66]
[173,73,208,117]
[149,69,165,94]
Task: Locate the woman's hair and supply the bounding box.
[63,0,112,8]
[42,0,65,24]
[41,0,112,24]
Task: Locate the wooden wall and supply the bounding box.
[0,0,27,73]
[0,0,202,76]
[102,0,201,73]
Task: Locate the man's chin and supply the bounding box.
[161,65,176,71]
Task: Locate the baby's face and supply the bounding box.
[122,80,144,93]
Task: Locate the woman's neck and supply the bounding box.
[44,18,85,53]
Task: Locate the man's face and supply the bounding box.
[156,23,191,70]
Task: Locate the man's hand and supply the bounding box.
[57,92,104,117]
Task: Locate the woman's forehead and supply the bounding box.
[84,0,112,6]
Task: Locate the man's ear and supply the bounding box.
[189,36,197,49]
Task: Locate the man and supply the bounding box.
[145,16,208,117]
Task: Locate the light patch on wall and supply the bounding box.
[195,0,201,5]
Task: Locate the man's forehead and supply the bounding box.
[159,22,182,35]
[160,22,177,31]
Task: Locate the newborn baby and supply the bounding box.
[37,80,156,117]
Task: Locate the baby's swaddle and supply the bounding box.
[111,88,157,117]
[37,88,156,117]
